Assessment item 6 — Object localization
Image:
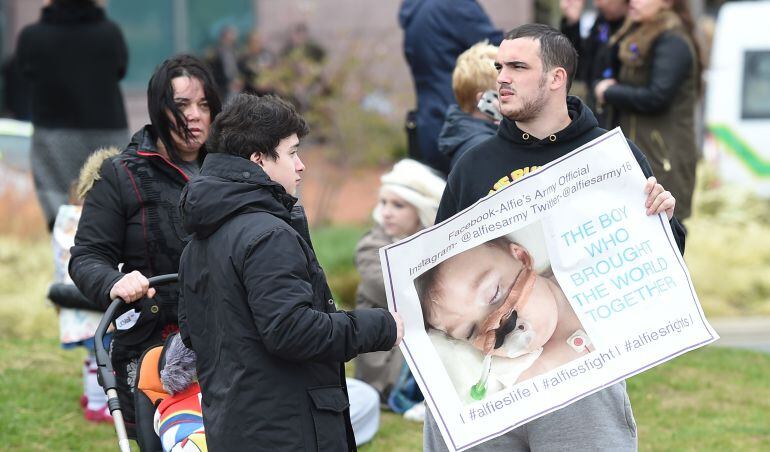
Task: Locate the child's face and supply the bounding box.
[426,242,558,358]
[379,189,422,239]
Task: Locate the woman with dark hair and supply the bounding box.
[16,0,129,231]
[69,54,222,427]
[594,0,702,220]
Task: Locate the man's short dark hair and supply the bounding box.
[504,24,578,92]
[206,94,309,160]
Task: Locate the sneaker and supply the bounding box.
[403,402,425,423]
[80,394,88,409]
[84,405,112,423]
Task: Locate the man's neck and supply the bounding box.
[514,101,572,140]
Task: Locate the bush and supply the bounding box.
[685,165,770,316]
[256,45,407,167]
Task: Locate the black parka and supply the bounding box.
[178,153,397,451]
[70,126,192,345]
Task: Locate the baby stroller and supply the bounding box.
[94,274,203,452]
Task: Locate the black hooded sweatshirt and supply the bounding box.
[178,152,396,451]
[437,96,685,252]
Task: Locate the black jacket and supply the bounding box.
[438,104,499,170]
[70,126,191,346]
[178,153,397,451]
[16,3,127,129]
[438,96,686,253]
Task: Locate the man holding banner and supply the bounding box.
[423,24,687,451]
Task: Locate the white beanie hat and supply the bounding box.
[373,159,446,228]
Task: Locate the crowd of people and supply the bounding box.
[202,22,327,110]
[6,0,705,450]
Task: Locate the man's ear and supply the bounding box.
[475,91,485,102]
[549,67,568,92]
[249,152,262,166]
[509,242,532,267]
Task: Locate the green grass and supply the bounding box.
[312,225,368,276]
[629,347,770,450]
[312,225,369,309]
[0,339,119,451]
[1,337,768,451]
[361,412,423,451]
[1,222,769,451]
[0,238,54,341]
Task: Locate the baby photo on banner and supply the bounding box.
[380,128,719,452]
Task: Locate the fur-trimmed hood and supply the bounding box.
[75,146,119,201]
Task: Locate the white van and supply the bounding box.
[704,1,770,197]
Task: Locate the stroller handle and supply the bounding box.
[93,273,178,452]
[94,273,179,392]
[94,273,178,396]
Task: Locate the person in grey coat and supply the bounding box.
[354,159,445,410]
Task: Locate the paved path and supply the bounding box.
[709,317,770,353]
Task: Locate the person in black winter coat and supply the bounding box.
[69,54,222,426]
[178,94,403,451]
[16,0,129,230]
[424,24,684,452]
[399,0,503,174]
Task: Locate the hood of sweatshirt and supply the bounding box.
[180,153,296,239]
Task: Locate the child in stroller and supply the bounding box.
[121,329,204,452]
[131,332,206,451]
[153,334,206,451]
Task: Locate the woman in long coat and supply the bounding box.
[595,0,702,219]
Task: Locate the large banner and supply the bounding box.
[380,128,718,451]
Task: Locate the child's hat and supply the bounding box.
[374,159,446,228]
